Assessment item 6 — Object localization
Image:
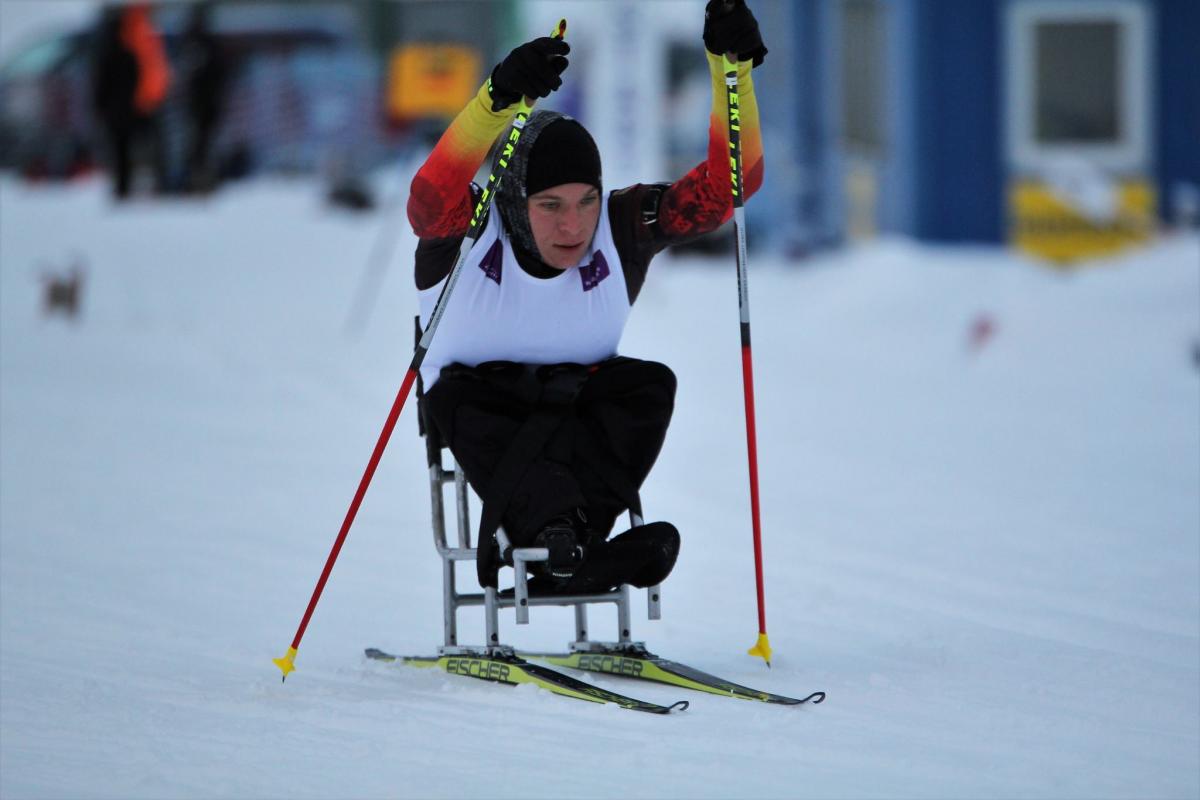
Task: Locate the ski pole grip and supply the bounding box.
[519,18,568,108]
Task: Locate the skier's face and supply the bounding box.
[527,183,602,269]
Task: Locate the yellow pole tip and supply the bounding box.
[747,633,773,665]
[273,647,298,679]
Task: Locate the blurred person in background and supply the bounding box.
[91,2,171,199]
[179,1,227,193]
[407,1,767,594]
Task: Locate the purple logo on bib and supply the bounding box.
[579,251,609,292]
[479,240,502,285]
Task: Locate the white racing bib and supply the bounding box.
[418,192,630,388]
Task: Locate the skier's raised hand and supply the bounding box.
[703,0,768,67]
[488,36,571,111]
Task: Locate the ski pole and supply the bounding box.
[721,50,772,667]
[343,168,410,337]
[274,19,568,681]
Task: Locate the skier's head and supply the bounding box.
[494,110,602,270]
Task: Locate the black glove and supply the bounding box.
[703,0,768,68]
[488,37,570,111]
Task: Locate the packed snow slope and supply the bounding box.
[1,177,1197,799]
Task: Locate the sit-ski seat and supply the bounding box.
[414,329,662,656]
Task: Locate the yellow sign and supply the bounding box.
[1010,179,1156,264]
[388,43,481,120]
[845,162,878,241]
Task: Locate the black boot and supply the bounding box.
[556,521,680,594]
[530,508,589,584]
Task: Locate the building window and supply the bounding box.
[1035,21,1120,143]
[840,0,885,155]
[1007,1,1151,173]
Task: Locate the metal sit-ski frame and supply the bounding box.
[417,374,662,657]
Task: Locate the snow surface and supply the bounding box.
[1,176,1198,799]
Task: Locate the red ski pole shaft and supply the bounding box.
[284,368,418,650]
[741,346,767,635]
[722,50,772,666]
[274,19,568,681]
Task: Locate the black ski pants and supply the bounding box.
[424,356,676,586]
[102,112,167,199]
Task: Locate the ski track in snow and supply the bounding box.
[1,177,1197,799]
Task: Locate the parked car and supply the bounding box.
[0,2,385,186]
[0,30,96,178]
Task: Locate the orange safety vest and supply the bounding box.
[121,4,172,114]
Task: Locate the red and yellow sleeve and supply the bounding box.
[407,82,519,239]
[658,53,763,239]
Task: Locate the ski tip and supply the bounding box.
[552,18,567,39]
[747,633,773,666]
[669,700,690,713]
[273,647,297,680]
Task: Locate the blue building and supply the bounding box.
[787,0,1199,260]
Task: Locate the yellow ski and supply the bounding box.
[364,648,688,714]
[524,645,825,705]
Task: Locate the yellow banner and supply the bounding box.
[387,43,481,121]
[1010,179,1156,264]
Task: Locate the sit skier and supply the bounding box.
[409,0,768,594]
